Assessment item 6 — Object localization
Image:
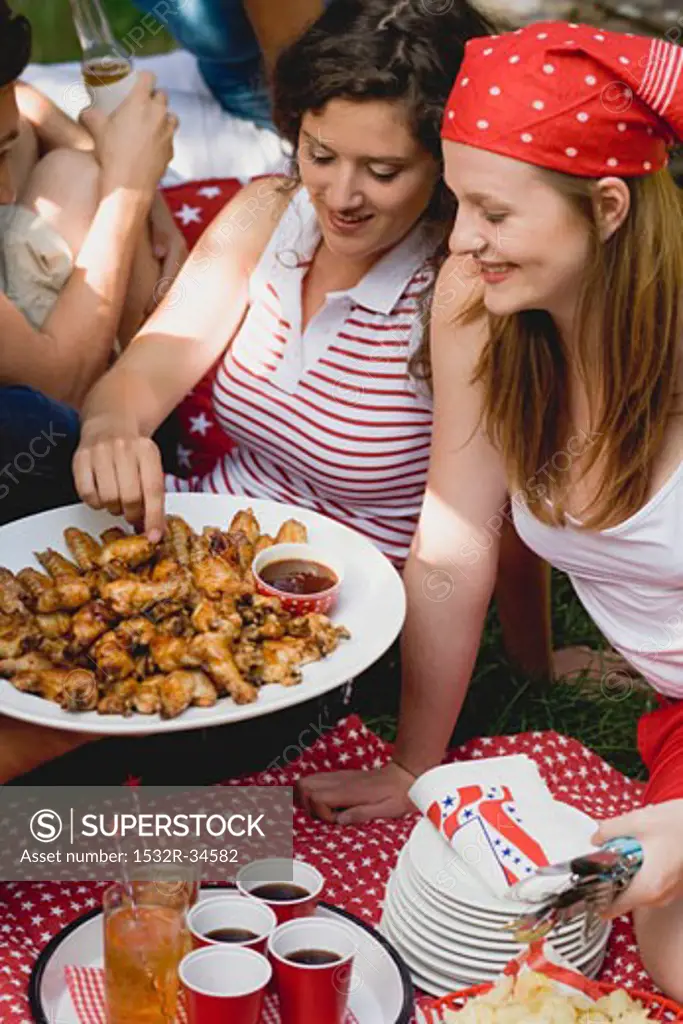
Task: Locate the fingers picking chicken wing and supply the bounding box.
[98,535,155,570]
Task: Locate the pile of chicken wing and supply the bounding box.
[0,509,350,719]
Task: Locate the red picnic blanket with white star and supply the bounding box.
[0,715,656,1022]
[161,178,242,478]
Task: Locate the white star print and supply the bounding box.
[188,412,212,437]
[174,204,203,227]
[176,443,193,469]
[197,186,222,200]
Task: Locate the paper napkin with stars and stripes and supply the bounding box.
[409,754,598,899]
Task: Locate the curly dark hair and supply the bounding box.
[0,1,31,88]
[272,0,499,385]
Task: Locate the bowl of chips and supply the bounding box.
[418,971,683,1023]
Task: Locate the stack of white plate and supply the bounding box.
[380,813,611,997]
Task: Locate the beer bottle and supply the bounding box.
[69,0,138,115]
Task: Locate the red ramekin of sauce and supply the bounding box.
[251,543,344,615]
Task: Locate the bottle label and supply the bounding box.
[84,67,138,116]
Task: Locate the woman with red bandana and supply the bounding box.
[300,22,683,996]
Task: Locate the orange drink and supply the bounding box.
[104,882,190,1024]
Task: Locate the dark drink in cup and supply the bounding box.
[236,859,323,924]
[268,918,356,1024]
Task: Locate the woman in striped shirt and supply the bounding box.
[74,0,499,566]
[64,0,551,772]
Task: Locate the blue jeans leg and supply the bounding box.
[0,387,80,525]
[132,0,272,127]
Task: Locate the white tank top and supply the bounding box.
[512,461,683,698]
[167,188,437,564]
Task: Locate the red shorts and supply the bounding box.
[638,699,683,804]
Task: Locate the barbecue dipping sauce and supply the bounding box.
[259,559,337,596]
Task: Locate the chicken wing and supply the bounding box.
[159,669,218,719]
[288,613,351,654]
[167,515,193,567]
[190,534,244,598]
[254,534,275,556]
[114,617,157,651]
[35,611,72,638]
[190,598,242,637]
[258,637,311,686]
[35,576,91,614]
[189,633,257,703]
[0,652,54,691]
[91,632,136,682]
[275,519,308,544]
[35,548,81,579]
[0,568,30,615]
[150,634,196,673]
[64,528,103,572]
[132,675,164,715]
[0,612,35,658]
[101,576,191,617]
[70,600,114,649]
[98,677,139,716]
[228,508,260,544]
[100,527,127,545]
[16,567,53,606]
[12,666,98,710]
[98,535,155,570]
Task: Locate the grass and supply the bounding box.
[360,572,655,782]
[19,0,654,783]
[15,0,173,64]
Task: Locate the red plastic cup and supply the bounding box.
[236,858,324,924]
[252,542,344,615]
[179,946,271,1024]
[268,918,356,1024]
[186,894,277,954]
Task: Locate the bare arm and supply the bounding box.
[394,262,508,775]
[0,74,175,408]
[15,81,94,154]
[0,187,149,406]
[243,0,322,72]
[297,258,509,822]
[74,178,291,533]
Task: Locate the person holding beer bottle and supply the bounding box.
[0,0,182,528]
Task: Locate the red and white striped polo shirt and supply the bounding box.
[168,188,437,564]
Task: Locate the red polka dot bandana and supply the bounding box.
[442,21,683,177]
